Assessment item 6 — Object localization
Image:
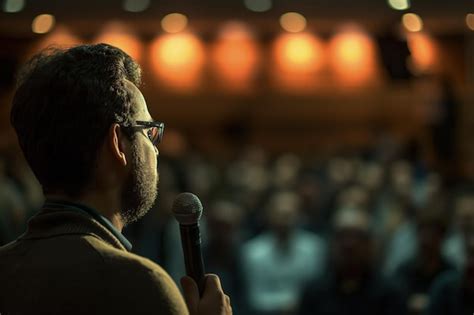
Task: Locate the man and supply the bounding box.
[298,208,406,315]
[0,44,231,315]
[242,191,326,315]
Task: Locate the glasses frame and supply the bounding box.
[122,120,165,146]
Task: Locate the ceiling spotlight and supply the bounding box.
[32,14,56,34]
[280,12,307,33]
[466,14,474,31]
[387,0,410,11]
[244,0,272,12]
[2,0,25,13]
[402,13,423,32]
[161,13,188,33]
[123,0,150,12]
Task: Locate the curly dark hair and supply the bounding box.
[11,44,142,196]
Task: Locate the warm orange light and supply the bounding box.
[280,12,307,33]
[150,33,205,90]
[466,14,474,31]
[402,13,423,32]
[407,32,438,73]
[161,13,188,33]
[29,26,83,59]
[94,23,144,63]
[329,29,378,86]
[272,32,325,92]
[32,14,55,34]
[274,32,325,72]
[211,22,260,92]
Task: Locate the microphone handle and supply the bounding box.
[179,223,206,296]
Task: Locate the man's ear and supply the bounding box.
[109,123,128,166]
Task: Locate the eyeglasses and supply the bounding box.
[123,120,165,146]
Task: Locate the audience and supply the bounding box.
[242,191,326,315]
[298,208,406,315]
[1,143,473,315]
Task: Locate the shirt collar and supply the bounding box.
[43,199,133,251]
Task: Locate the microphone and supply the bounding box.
[172,192,206,296]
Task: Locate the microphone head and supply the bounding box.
[172,192,203,225]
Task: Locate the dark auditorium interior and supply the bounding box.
[1,0,474,314]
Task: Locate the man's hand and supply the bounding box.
[181,274,232,315]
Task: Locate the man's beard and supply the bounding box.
[120,142,158,226]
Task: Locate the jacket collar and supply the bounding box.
[20,200,132,252]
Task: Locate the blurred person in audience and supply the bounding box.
[443,192,474,270]
[298,208,406,315]
[394,204,455,315]
[204,200,246,314]
[0,155,28,244]
[271,154,301,190]
[242,191,326,315]
[9,153,44,211]
[0,44,230,315]
[427,232,474,315]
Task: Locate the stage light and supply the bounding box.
[272,32,325,92]
[466,14,474,31]
[32,14,55,34]
[2,0,25,13]
[244,0,272,12]
[273,33,324,72]
[407,32,438,73]
[329,28,378,86]
[29,26,83,59]
[123,0,150,12]
[150,33,205,90]
[387,0,410,11]
[211,22,260,91]
[161,13,188,33]
[280,12,307,33]
[94,23,144,62]
[402,13,423,32]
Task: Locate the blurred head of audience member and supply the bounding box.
[395,203,453,315]
[298,207,407,315]
[266,191,301,246]
[331,208,372,280]
[454,194,474,241]
[206,200,243,254]
[415,204,448,266]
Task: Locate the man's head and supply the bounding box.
[331,208,372,277]
[11,44,159,225]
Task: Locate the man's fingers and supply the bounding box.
[180,276,199,314]
[203,274,223,293]
[225,295,232,314]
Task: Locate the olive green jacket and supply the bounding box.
[0,204,188,315]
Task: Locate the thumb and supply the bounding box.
[180,276,199,315]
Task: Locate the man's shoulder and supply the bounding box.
[83,235,189,314]
[84,235,169,277]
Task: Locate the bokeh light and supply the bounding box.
[244,0,272,12]
[466,14,474,31]
[274,32,325,72]
[211,22,261,92]
[150,33,205,90]
[161,13,188,33]
[123,0,150,12]
[280,12,307,33]
[2,0,25,13]
[32,14,56,34]
[329,28,378,86]
[28,26,83,60]
[272,32,325,92]
[387,0,410,11]
[402,13,423,32]
[407,32,438,73]
[93,23,144,63]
